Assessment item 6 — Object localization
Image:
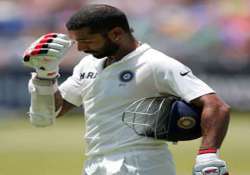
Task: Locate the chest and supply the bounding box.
[81,61,158,108]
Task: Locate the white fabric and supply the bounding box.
[28,73,59,127]
[196,153,220,164]
[84,144,176,175]
[59,43,214,174]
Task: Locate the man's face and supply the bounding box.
[68,27,119,58]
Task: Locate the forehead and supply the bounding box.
[68,27,100,40]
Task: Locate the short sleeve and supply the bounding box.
[151,55,215,102]
[59,64,83,107]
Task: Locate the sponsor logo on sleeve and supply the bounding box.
[180,71,191,76]
[80,72,97,80]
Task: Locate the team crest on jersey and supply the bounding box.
[119,70,134,82]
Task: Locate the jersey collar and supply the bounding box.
[120,43,151,62]
[94,43,151,71]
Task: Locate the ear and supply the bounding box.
[107,27,124,42]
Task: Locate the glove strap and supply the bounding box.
[29,73,58,95]
[196,148,220,164]
[36,67,59,79]
[198,148,218,155]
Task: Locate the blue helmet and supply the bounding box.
[122,96,202,142]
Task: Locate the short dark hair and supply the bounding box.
[66,4,131,33]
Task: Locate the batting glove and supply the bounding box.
[22,33,73,79]
[193,148,229,175]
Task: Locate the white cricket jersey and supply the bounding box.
[59,43,214,157]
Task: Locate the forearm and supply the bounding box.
[55,90,76,118]
[55,90,63,114]
[192,94,230,175]
[200,101,230,149]
[29,74,61,126]
[22,32,74,126]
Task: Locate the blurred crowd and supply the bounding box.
[0,0,250,74]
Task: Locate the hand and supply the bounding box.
[193,149,229,175]
[22,33,73,79]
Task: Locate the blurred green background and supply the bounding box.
[0,111,249,175]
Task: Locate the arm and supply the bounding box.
[191,93,230,175]
[190,93,230,149]
[23,33,73,127]
[55,90,76,117]
[28,74,76,126]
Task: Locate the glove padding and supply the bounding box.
[22,33,72,79]
[193,150,229,175]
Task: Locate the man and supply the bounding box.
[22,4,230,175]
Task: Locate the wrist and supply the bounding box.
[30,72,58,95]
[198,148,218,155]
[36,67,59,79]
[196,148,219,163]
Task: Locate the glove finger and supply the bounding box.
[23,48,61,62]
[24,33,70,54]
[22,54,46,67]
[34,43,64,51]
[31,48,61,58]
[43,33,70,40]
[22,59,34,67]
[55,33,71,40]
[38,37,72,48]
[53,37,72,47]
[193,164,228,175]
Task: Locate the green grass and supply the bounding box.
[0,111,249,175]
[0,114,84,175]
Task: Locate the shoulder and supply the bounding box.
[141,44,176,64]
[75,55,96,68]
[142,45,187,73]
[72,55,99,73]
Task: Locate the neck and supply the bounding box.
[104,38,139,68]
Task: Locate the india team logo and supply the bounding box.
[177,116,196,129]
[119,70,134,82]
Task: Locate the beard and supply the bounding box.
[90,38,119,58]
